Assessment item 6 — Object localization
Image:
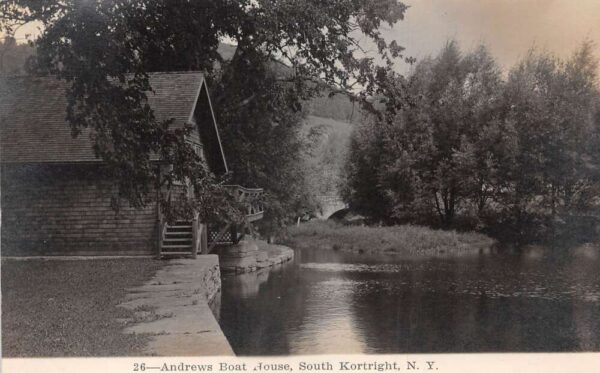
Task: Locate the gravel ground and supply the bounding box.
[1,258,164,357]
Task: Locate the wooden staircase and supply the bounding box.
[157,213,206,259]
[157,185,263,259]
[162,222,194,255]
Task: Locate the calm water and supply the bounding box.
[217,245,600,355]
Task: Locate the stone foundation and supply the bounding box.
[216,240,294,273]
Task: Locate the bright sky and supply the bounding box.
[7,0,600,75]
[388,0,600,73]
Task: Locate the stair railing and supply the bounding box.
[156,189,171,259]
[191,211,199,258]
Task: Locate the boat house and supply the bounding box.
[0,72,262,257]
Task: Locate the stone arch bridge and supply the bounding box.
[315,195,348,219]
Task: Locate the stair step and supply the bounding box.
[165,231,192,235]
[163,238,193,242]
[160,251,195,255]
[162,244,193,248]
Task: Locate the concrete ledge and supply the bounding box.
[218,240,294,273]
[118,255,234,356]
[256,243,294,268]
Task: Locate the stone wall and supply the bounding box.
[216,240,294,273]
[215,240,259,272]
[1,164,158,256]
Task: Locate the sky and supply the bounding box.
[386,0,600,74]
[7,0,600,75]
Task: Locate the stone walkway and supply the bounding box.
[118,255,234,356]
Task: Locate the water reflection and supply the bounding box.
[218,245,600,355]
[567,244,600,350]
[288,279,368,354]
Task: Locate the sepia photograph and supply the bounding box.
[1,0,599,368]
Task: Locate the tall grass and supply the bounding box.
[286,220,495,256]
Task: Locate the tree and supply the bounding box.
[344,40,600,245]
[498,43,600,241]
[378,42,504,226]
[0,0,408,222]
[343,115,395,222]
[0,36,35,75]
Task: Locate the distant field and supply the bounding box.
[286,220,496,257]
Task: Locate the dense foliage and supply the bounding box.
[210,49,318,234]
[0,36,34,75]
[344,41,600,245]
[0,0,407,227]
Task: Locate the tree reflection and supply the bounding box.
[220,247,600,354]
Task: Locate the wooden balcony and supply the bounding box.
[225,185,264,222]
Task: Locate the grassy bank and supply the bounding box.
[1,258,164,357]
[285,220,495,256]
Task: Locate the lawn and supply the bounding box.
[1,258,164,357]
[286,220,495,256]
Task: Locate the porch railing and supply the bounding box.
[224,185,264,222]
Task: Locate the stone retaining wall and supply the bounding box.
[216,240,294,273]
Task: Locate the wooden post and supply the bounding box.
[230,224,239,244]
[191,215,198,259]
[201,223,208,254]
[157,224,163,259]
[157,203,163,259]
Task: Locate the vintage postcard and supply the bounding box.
[1,1,599,372]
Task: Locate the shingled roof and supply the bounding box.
[0,71,215,164]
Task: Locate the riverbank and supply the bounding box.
[1,258,164,356]
[285,220,495,256]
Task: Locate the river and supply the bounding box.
[217,245,600,355]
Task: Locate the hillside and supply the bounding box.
[303,115,353,199]
[217,44,363,124]
[307,93,362,124]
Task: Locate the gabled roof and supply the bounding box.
[0,72,227,171]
